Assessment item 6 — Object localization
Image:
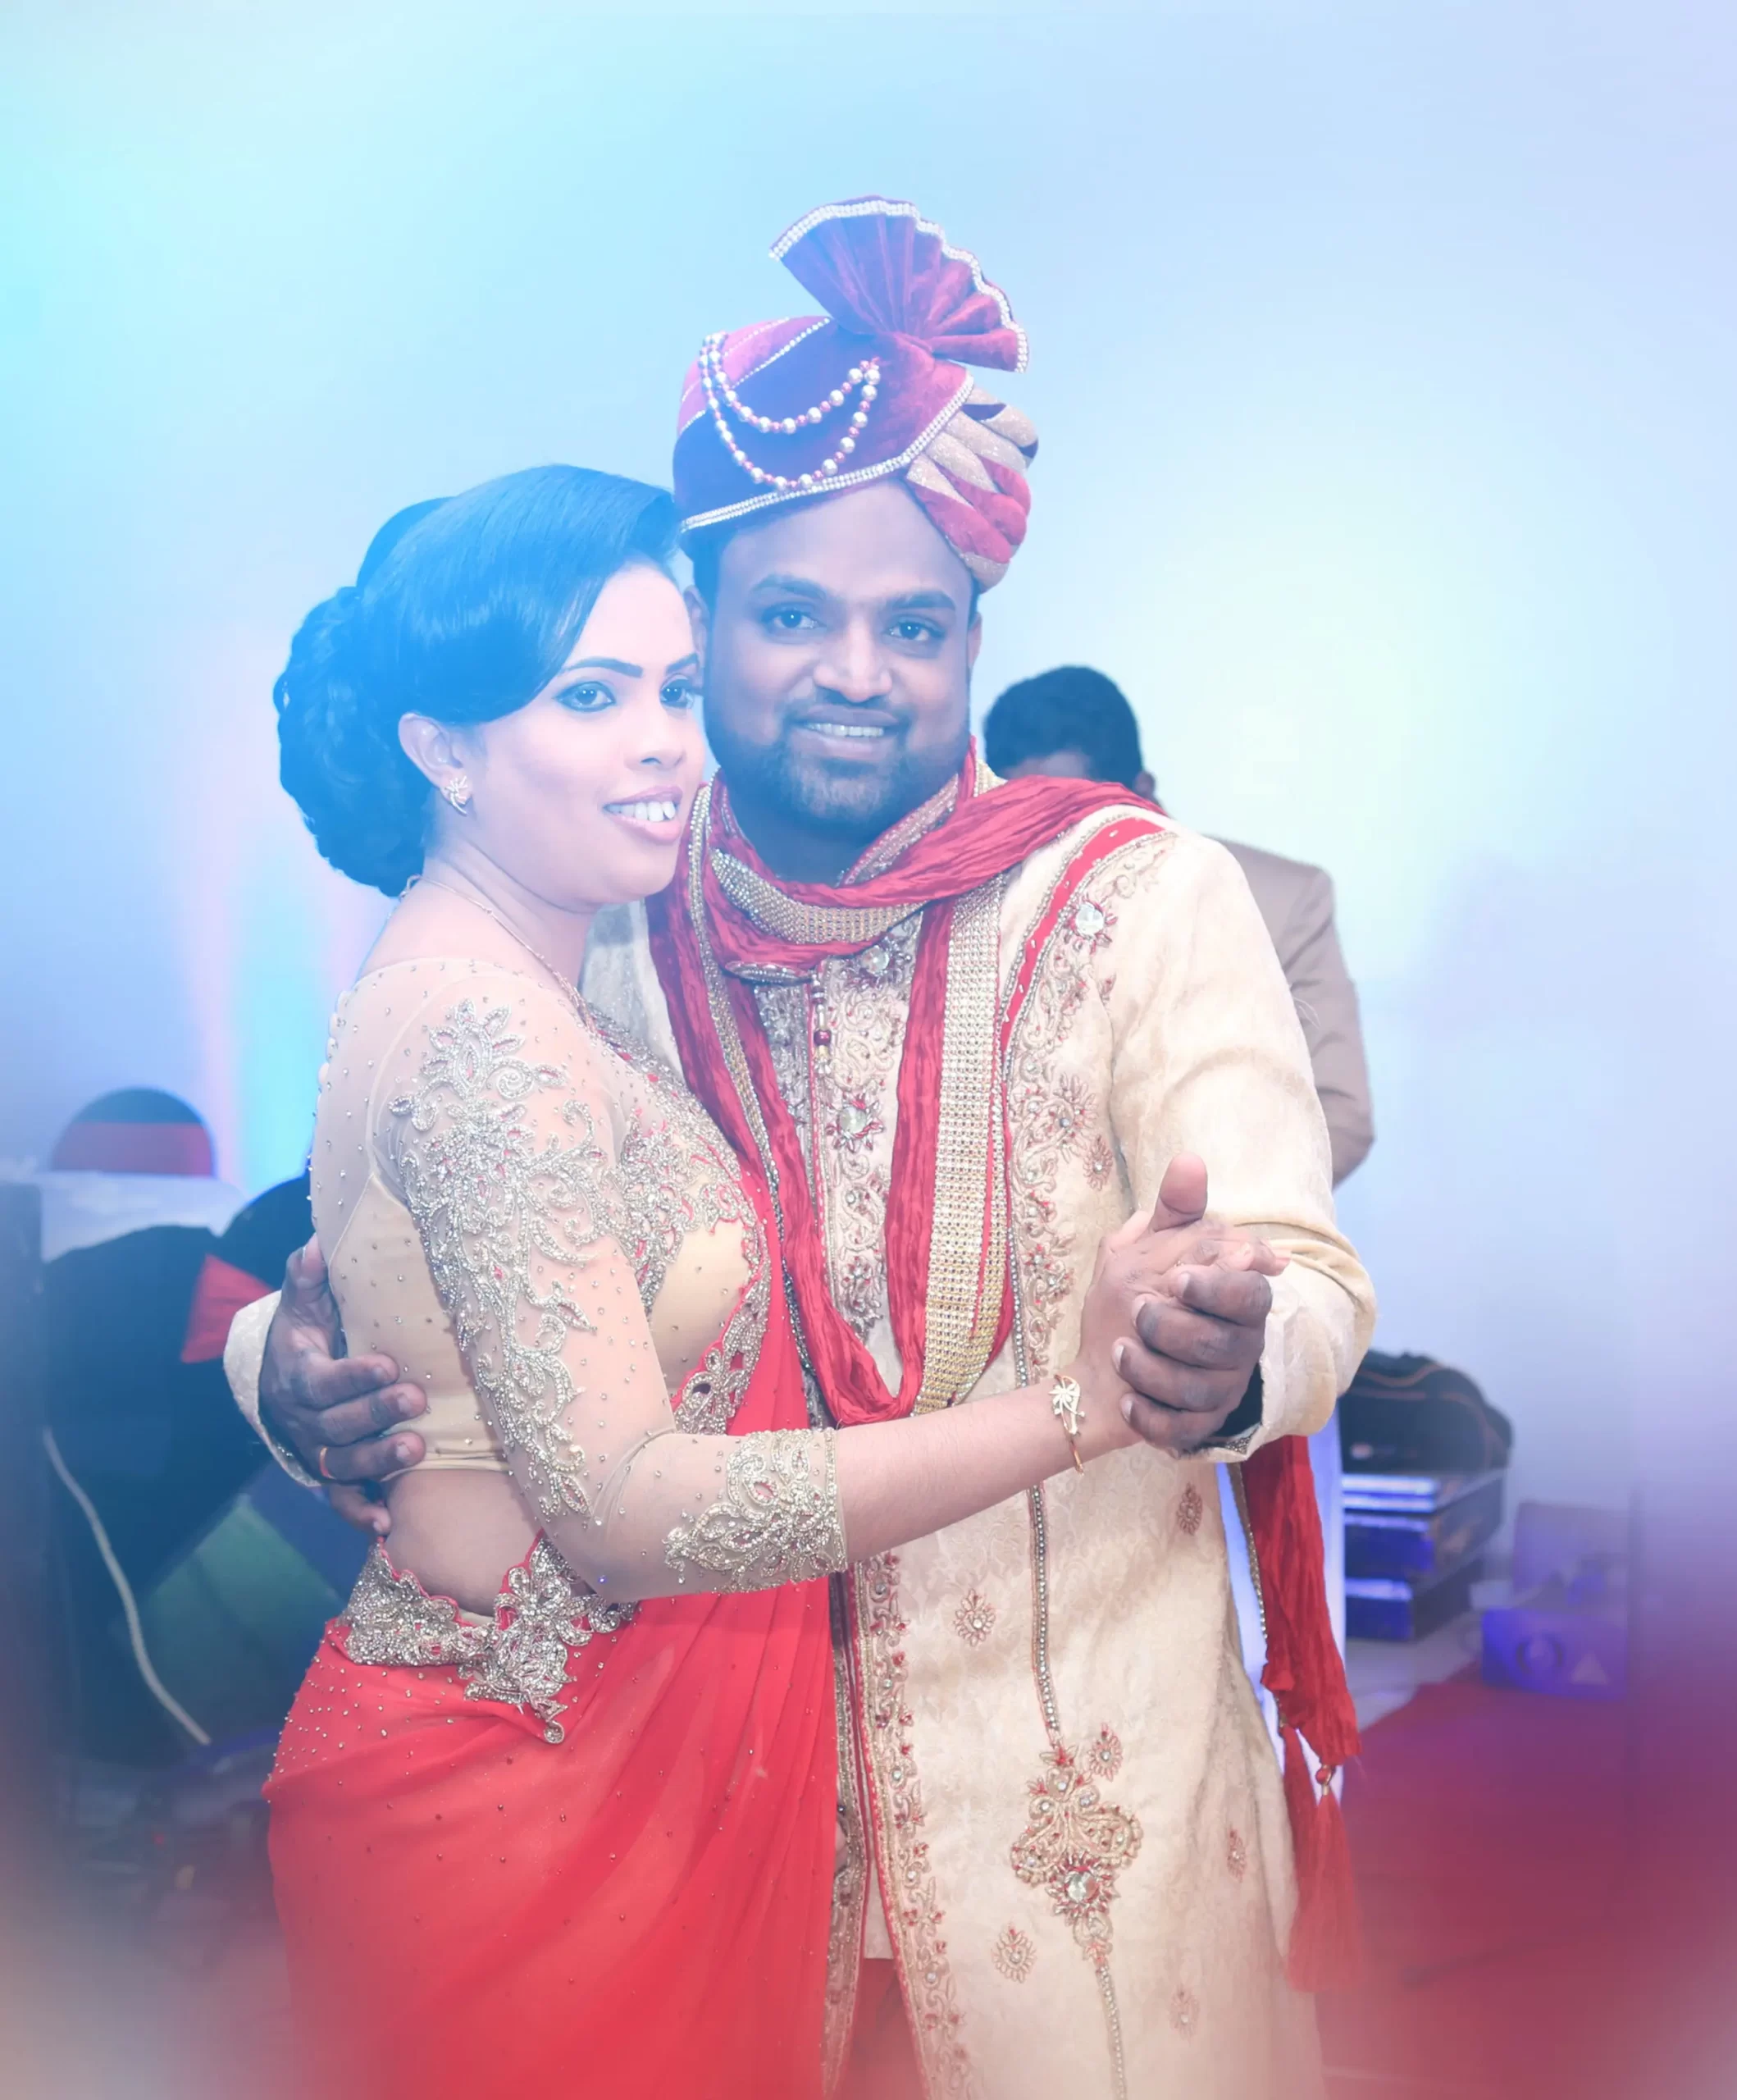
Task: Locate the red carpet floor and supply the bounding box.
[1318,1673,1733,2100]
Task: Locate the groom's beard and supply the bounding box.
[705,709,970,849]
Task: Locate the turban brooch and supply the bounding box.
[674,198,1038,587]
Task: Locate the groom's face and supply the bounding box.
[692,480,982,846]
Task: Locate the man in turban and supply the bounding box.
[233,199,1375,2099]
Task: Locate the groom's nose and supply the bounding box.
[812,615,894,704]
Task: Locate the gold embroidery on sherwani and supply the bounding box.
[765,914,918,1346]
[856,1554,976,2100]
[997,827,1179,2100]
[992,1925,1035,1982]
[713,848,919,950]
[822,1579,869,2093]
[915,875,1011,1412]
[1177,1481,1206,1535]
[1003,832,1175,1367]
[1009,1743,1143,1957]
[953,1590,997,1646]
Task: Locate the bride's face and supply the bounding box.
[445,563,704,911]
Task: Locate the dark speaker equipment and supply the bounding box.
[1339,1350,1513,1476]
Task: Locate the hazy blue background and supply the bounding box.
[3,2,1731,1516]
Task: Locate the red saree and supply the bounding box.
[264,1176,837,2100]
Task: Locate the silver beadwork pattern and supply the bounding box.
[390,998,622,1521]
[663,1427,846,1592]
[335,1539,634,1743]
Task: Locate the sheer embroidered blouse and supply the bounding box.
[311,957,846,1603]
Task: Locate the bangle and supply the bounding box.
[1051,1374,1085,1472]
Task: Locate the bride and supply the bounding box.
[265,463,1186,2099]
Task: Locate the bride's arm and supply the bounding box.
[378,973,1158,1605]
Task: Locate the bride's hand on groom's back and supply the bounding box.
[261,1237,430,1533]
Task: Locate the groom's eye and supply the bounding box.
[761,606,821,635]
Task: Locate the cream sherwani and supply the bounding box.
[582,805,1375,2100]
[227,805,1374,2098]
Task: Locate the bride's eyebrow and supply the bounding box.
[564,656,642,676]
[662,652,700,676]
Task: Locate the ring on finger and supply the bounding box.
[317,1445,335,1481]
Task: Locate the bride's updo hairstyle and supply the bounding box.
[276,465,678,897]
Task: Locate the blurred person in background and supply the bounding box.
[985,666,1375,1186]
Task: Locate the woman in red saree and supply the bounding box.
[262,463,1179,2098]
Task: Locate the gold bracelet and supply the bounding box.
[1050,1374,1085,1472]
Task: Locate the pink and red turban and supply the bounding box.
[673,199,1038,587]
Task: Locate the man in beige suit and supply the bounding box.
[984,667,1375,1186]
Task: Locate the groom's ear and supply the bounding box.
[966,611,983,673]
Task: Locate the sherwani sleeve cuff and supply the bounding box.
[1204,1262,1365,1463]
[225,1291,321,1490]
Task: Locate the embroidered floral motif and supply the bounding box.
[1009,1744,1144,1962]
[670,1258,771,1435]
[336,1539,633,1743]
[1083,1723,1124,1782]
[952,1590,997,1647]
[859,1555,975,2098]
[390,998,623,1519]
[1004,835,1175,1368]
[828,1092,882,1154]
[663,1428,846,1591]
[992,1925,1035,1982]
[1227,1828,1248,1881]
[753,915,919,1348]
[755,981,816,1174]
[1169,1986,1200,2037]
[1177,1482,1205,1536]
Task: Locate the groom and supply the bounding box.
[231,201,1374,2098]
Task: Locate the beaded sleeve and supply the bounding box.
[380,975,848,1602]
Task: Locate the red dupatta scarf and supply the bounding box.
[646,746,1361,1990]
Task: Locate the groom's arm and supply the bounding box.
[224,1239,426,1532]
[1106,828,1376,1457]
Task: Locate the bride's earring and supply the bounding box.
[442,775,473,812]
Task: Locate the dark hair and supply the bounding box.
[276,466,678,895]
[982,665,1145,789]
[684,515,982,621]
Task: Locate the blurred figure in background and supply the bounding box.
[985,666,1375,1186]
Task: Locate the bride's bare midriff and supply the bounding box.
[381,1469,543,1615]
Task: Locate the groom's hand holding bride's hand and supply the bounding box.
[260,1238,429,1534]
[1082,1153,1286,1458]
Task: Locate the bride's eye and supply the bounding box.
[557,681,615,714]
[661,678,697,711]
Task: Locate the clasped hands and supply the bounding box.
[259,1151,1283,1534]
[1069,1152,1285,1456]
